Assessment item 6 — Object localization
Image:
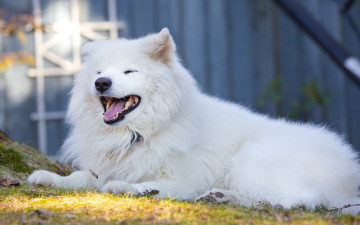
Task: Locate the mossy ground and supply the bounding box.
[1,130,360,224]
[0,130,72,183]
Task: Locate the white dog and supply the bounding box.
[28,28,360,213]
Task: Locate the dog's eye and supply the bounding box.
[124,69,137,75]
[97,71,101,74]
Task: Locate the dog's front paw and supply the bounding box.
[27,170,59,187]
[101,181,137,194]
[196,190,229,203]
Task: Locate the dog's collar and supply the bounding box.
[131,132,142,145]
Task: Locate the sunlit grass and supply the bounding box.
[1,185,359,224]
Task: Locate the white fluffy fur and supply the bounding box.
[28,28,360,213]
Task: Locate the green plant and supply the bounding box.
[288,78,329,120]
[258,76,329,121]
[257,75,282,107]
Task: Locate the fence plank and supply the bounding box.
[116,0,131,37]
[155,0,181,53]
[277,8,299,119]
[249,0,276,115]
[207,0,229,99]
[182,0,207,90]
[228,0,254,107]
[130,0,155,37]
[297,0,323,122]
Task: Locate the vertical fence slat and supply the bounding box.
[116,0,131,37]
[249,0,276,115]
[155,0,180,45]
[207,0,229,99]
[278,8,297,118]
[182,0,207,89]
[131,0,155,37]
[297,0,322,121]
[228,0,254,106]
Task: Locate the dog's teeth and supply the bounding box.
[106,102,111,110]
[124,98,133,110]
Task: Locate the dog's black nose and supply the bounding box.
[95,77,112,93]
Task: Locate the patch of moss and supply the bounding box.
[0,143,33,173]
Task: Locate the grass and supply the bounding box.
[1,185,360,225]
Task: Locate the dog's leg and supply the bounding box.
[101,180,137,194]
[102,180,198,199]
[28,170,96,189]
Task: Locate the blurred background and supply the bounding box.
[0,0,359,157]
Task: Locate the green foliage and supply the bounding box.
[258,76,329,120]
[301,79,328,106]
[256,200,273,210]
[257,75,282,106]
[288,78,329,119]
[314,204,331,214]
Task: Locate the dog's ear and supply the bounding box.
[145,28,176,64]
[81,40,105,61]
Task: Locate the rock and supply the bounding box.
[0,178,20,187]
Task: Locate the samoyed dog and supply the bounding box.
[28,28,360,213]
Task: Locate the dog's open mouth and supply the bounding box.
[100,95,141,124]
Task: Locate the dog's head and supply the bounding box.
[68,28,192,135]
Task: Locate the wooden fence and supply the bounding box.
[0,0,360,155]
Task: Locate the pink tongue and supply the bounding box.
[104,101,126,119]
